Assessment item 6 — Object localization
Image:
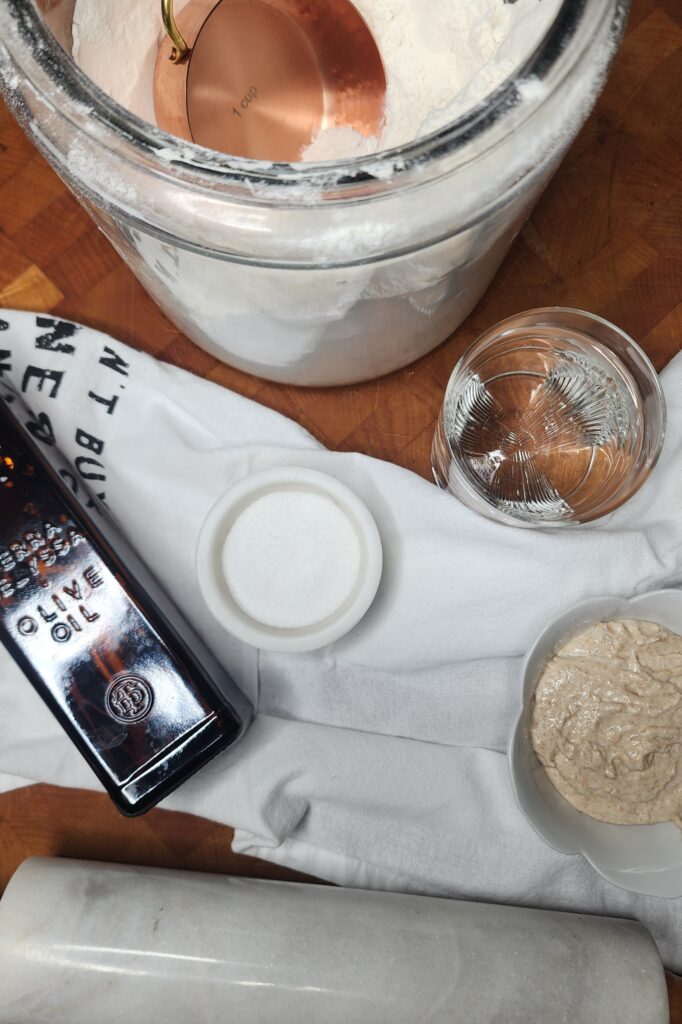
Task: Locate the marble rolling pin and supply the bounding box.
[0,858,673,1023]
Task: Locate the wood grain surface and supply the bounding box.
[0,0,681,958]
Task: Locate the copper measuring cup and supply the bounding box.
[153,0,386,161]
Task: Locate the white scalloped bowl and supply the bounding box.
[509,589,682,898]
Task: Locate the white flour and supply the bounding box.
[306,0,561,158]
[72,0,562,160]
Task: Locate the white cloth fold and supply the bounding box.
[1,310,682,967]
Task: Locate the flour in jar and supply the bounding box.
[531,619,682,828]
[72,0,562,160]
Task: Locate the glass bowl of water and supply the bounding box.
[432,309,666,526]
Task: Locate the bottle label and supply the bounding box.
[0,401,218,794]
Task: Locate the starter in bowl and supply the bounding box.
[531,619,682,827]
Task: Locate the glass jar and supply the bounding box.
[431,309,666,527]
[0,0,630,386]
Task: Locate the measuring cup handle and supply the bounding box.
[161,0,190,63]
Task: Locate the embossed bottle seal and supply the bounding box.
[105,673,154,724]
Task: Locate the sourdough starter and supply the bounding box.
[532,619,682,827]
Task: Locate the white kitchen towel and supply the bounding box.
[2,310,682,967]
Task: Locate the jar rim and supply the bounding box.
[5,0,628,194]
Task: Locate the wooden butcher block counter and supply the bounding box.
[0,2,680,1013]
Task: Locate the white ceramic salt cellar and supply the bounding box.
[196,467,383,652]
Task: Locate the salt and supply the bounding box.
[222,490,362,630]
